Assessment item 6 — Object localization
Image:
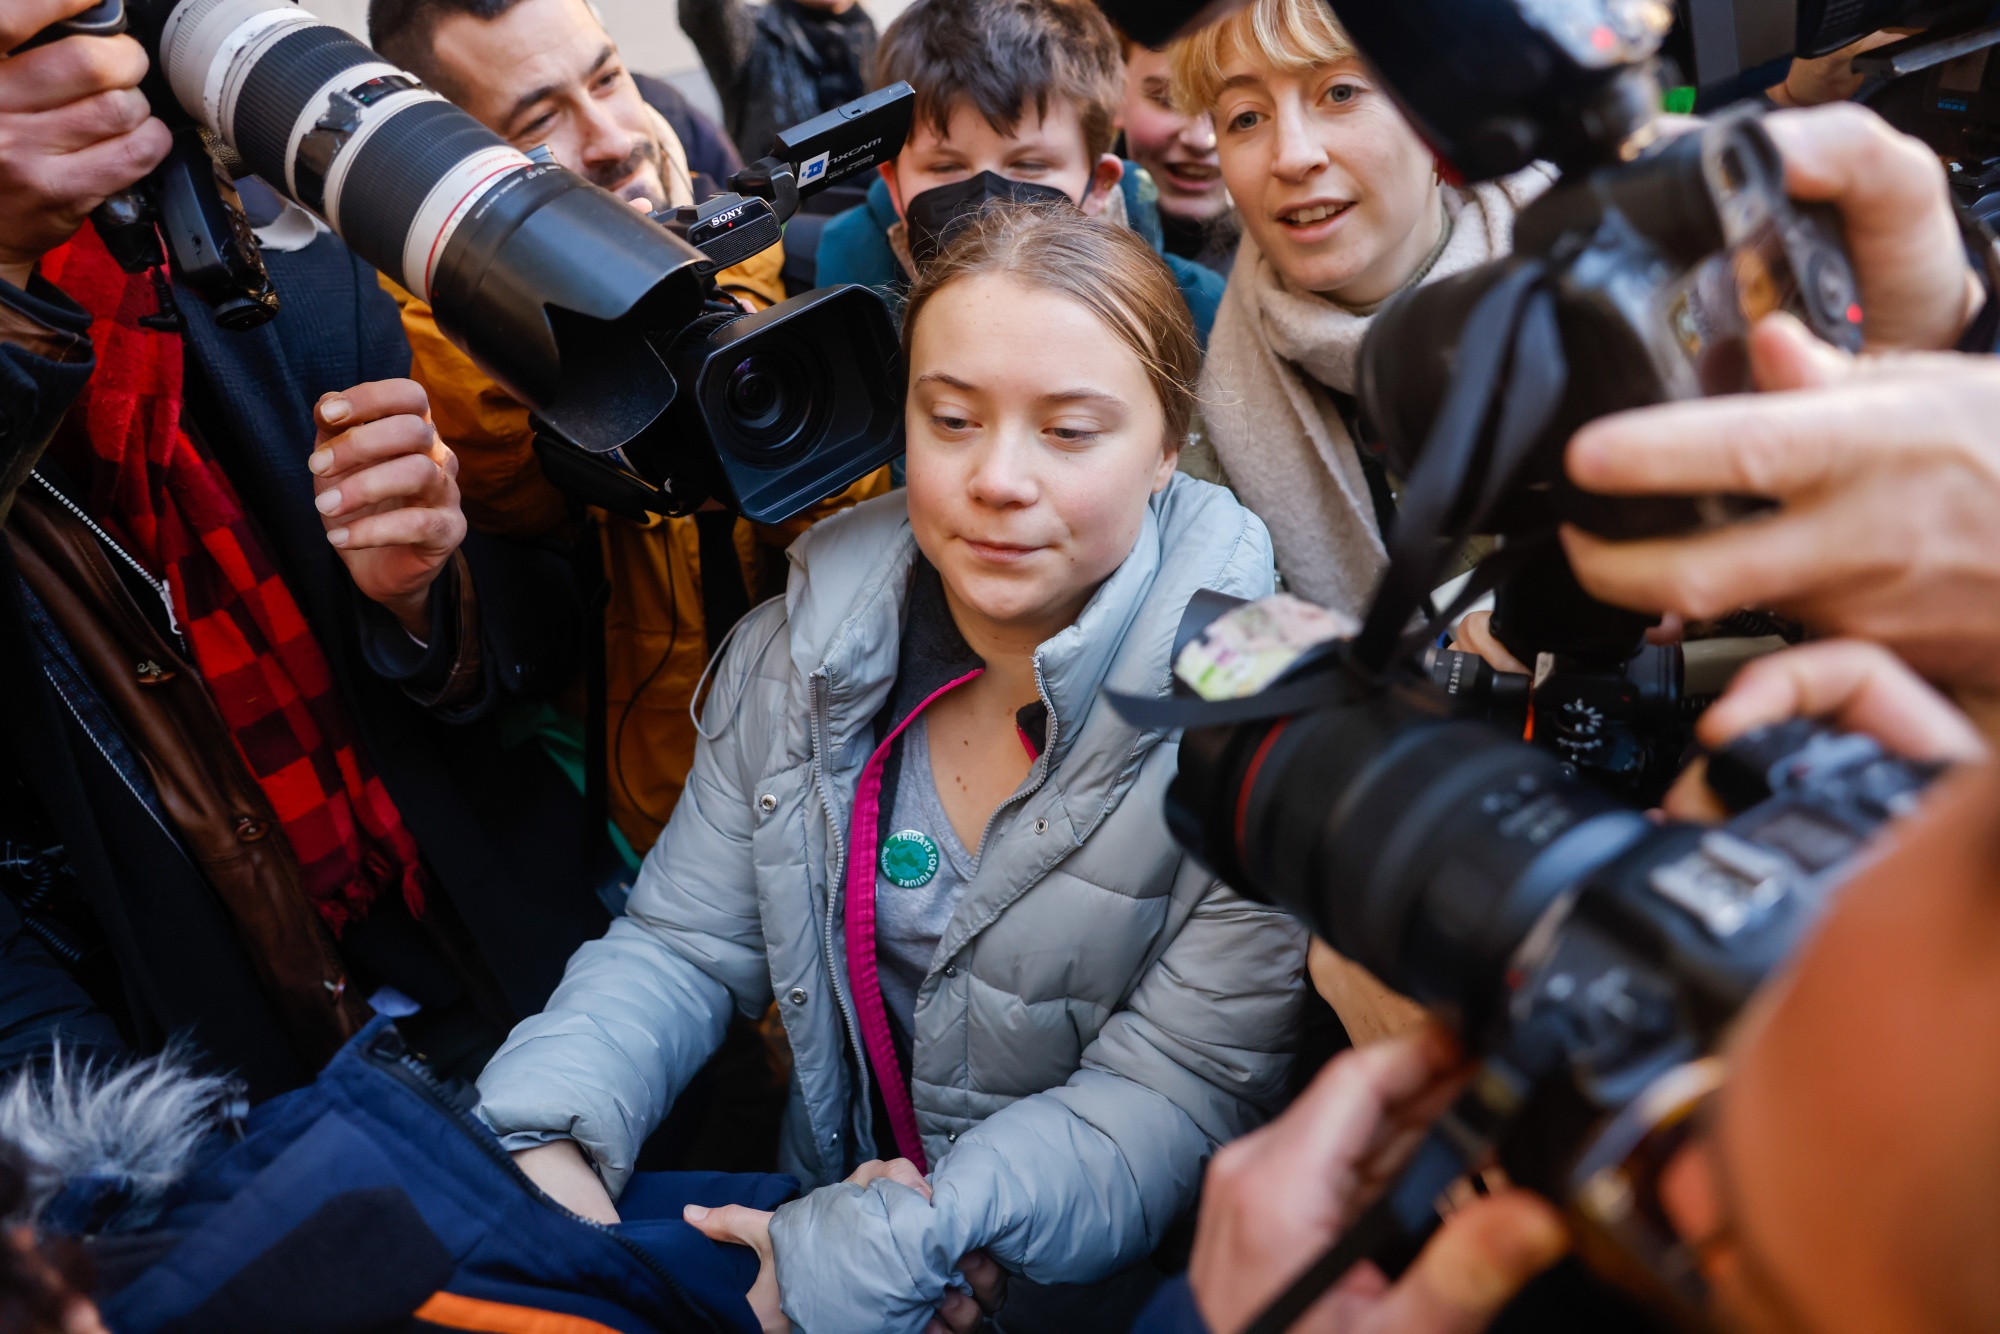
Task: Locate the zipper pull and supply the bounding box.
[158,577,181,637]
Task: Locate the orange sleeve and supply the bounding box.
[384,276,571,540]
[714,237,787,311]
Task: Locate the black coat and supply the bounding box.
[0,230,613,1097]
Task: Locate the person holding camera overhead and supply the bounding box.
[0,0,611,1096]
[475,205,1305,1334]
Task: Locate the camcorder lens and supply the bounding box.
[724,352,808,447]
[727,361,780,423]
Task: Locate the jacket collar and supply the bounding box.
[786,479,1249,824]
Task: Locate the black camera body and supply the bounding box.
[532,81,916,523]
[1096,1,1950,1326]
[542,283,903,526]
[1364,114,1861,541]
[1348,111,1860,800]
[1152,635,1937,1326]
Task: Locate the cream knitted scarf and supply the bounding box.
[1200,169,1555,617]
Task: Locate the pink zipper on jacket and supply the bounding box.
[841,667,983,1172]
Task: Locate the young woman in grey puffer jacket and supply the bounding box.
[475,206,1307,1334]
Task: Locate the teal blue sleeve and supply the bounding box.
[1166,254,1225,349]
[813,203,904,304]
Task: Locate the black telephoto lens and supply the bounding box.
[1171,678,1647,1037]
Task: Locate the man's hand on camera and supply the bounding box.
[1664,640,1989,821]
[1564,317,2000,696]
[0,0,171,290]
[309,380,467,640]
[1186,1027,1566,1334]
[684,1157,1005,1334]
[1764,104,1981,353]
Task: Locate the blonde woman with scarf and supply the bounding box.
[1172,0,1551,1044]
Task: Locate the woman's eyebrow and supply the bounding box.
[1039,389,1127,408]
[914,371,979,392]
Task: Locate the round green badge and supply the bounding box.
[880,829,941,889]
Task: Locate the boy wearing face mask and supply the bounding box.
[813,0,1226,346]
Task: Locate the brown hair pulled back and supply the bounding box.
[901,204,1202,453]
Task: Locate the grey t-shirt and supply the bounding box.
[874,714,979,1038]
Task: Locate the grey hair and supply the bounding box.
[0,1043,236,1224]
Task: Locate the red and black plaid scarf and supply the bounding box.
[42,228,427,935]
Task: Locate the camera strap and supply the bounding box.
[693,510,752,648]
[1326,389,1401,545]
[1352,260,1567,676]
[575,516,613,864]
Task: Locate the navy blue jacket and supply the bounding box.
[0,231,614,1097]
[1134,1275,1209,1333]
[64,1018,792,1334]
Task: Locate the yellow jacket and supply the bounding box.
[389,256,889,852]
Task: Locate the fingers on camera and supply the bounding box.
[0,34,150,115]
[316,454,455,527]
[1701,640,1989,763]
[59,115,171,198]
[0,0,112,53]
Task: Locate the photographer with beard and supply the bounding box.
[1132,98,2000,1334]
[364,0,895,862]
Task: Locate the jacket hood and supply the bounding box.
[781,475,1273,818]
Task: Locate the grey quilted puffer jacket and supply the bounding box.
[475,477,1306,1332]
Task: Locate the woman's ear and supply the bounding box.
[1079,155,1126,218]
[1153,440,1181,493]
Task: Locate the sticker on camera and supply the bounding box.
[799,151,832,186]
[1175,594,1357,701]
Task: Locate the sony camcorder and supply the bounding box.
[26,0,914,523]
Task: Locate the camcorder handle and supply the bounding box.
[658,83,915,278]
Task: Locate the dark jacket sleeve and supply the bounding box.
[356,536,580,723]
[1131,1276,1211,1334]
[0,275,94,525]
[678,0,760,102]
[181,233,582,725]
[0,895,128,1073]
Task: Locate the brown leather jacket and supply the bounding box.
[7,487,377,1067]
